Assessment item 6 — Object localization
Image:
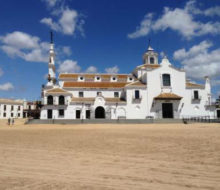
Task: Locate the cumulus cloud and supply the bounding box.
[40,0,85,36]
[204,6,220,17]
[173,40,220,80]
[40,18,60,31]
[0,31,49,62]
[128,0,220,39]
[105,66,119,74]
[127,13,153,39]
[58,60,81,73]
[85,66,98,73]
[0,31,71,63]
[0,82,14,91]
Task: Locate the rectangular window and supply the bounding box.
[3,113,6,117]
[79,92,84,97]
[11,106,14,111]
[4,105,6,111]
[59,109,64,117]
[18,113,20,117]
[194,91,199,99]
[76,110,81,119]
[135,90,140,99]
[11,113,13,117]
[163,74,171,86]
[114,92,119,98]
[18,106,20,110]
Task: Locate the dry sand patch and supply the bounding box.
[0,120,219,189]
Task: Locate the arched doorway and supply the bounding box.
[95,106,105,119]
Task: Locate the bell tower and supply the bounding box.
[47,31,56,87]
[142,40,158,65]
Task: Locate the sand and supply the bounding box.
[0,119,219,190]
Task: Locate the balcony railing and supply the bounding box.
[192,95,201,101]
[132,95,142,103]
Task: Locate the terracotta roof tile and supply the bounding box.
[126,80,146,87]
[71,97,95,102]
[59,73,132,80]
[186,82,204,88]
[0,98,23,105]
[154,93,182,100]
[46,88,71,94]
[137,64,161,70]
[63,82,128,88]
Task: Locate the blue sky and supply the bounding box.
[0,0,220,100]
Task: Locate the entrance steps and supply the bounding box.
[26,118,184,125]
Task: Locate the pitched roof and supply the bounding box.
[45,88,71,94]
[63,82,129,89]
[105,98,126,103]
[126,80,146,87]
[154,93,182,100]
[59,73,132,80]
[71,97,95,103]
[0,98,23,105]
[186,82,204,88]
[137,64,161,70]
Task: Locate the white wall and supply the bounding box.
[0,103,23,119]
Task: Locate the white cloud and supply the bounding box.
[58,60,81,73]
[40,7,84,36]
[128,0,220,39]
[204,6,220,17]
[105,66,119,74]
[0,68,3,77]
[152,7,198,39]
[59,9,79,35]
[42,0,60,8]
[0,82,14,91]
[127,13,153,39]
[40,18,60,31]
[0,31,39,49]
[173,40,220,79]
[0,31,49,62]
[85,66,98,73]
[0,31,70,63]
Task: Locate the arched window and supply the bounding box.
[150,57,154,64]
[162,74,171,86]
[59,96,65,105]
[47,95,53,105]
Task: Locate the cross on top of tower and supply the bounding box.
[147,38,154,51]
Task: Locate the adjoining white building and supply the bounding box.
[40,36,216,120]
[0,98,24,119]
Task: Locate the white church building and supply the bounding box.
[40,35,216,120]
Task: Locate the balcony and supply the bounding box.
[191,95,201,103]
[192,95,201,101]
[132,95,142,103]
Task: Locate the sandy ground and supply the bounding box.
[0,120,219,190]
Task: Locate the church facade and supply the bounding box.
[40,38,216,120]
